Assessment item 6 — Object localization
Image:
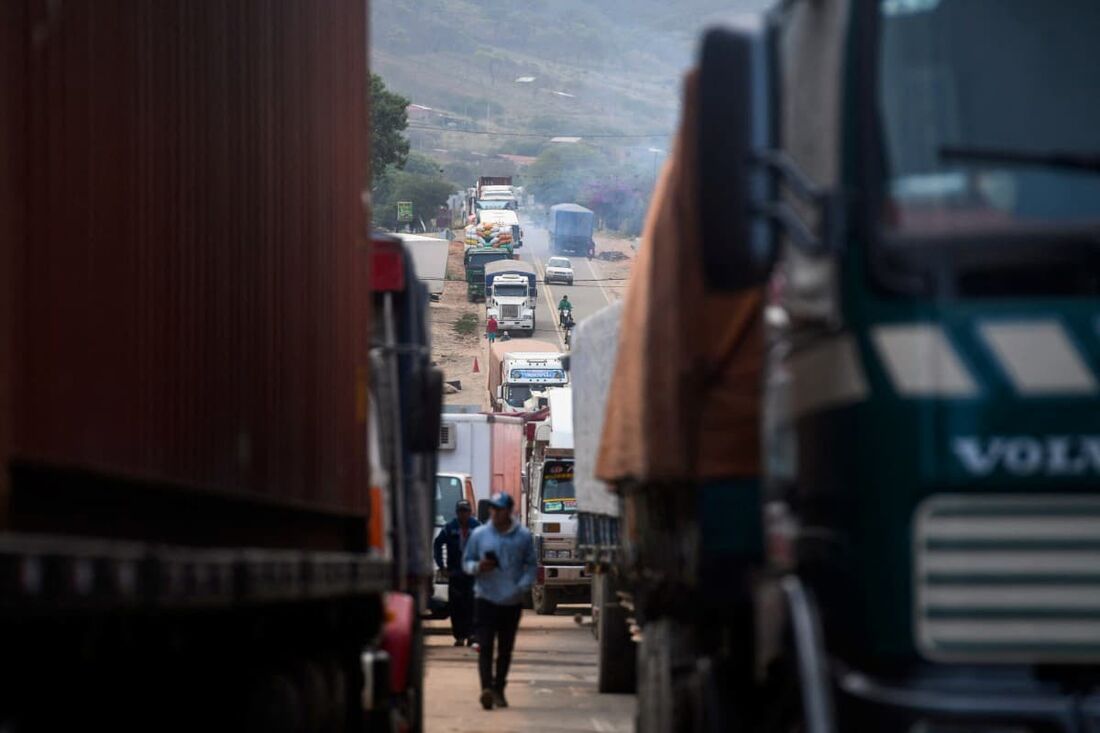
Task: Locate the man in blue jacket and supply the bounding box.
[434,499,480,646]
[463,492,536,711]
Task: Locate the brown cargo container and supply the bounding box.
[1,0,370,551]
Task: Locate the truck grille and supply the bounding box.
[501,304,520,319]
[915,494,1100,663]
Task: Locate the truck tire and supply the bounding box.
[531,584,558,615]
[595,575,636,693]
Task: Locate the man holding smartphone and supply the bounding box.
[462,492,536,711]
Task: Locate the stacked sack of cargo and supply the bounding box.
[465,222,514,248]
[464,224,481,247]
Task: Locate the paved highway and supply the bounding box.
[424,610,634,732]
[516,220,615,349]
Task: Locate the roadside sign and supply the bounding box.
[397,201,413,222]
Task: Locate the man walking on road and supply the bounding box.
[434,499,480,646]
[463,492,536,711]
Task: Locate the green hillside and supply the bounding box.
[370,0,770,154]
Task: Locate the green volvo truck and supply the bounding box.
[579,1,1100,731]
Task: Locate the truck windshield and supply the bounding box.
[505,385,531,408]
[540,460,575,514]
[477,200,511,210]
[493,284,528,298]
[469,252,511,268]
[434,475,465,527]
[878,0,1100,236]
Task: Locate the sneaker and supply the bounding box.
[466,637,476,647]
[480,688,494,710]
[471,641,481,652]
[492,689,508,708]
[453,639,465,647]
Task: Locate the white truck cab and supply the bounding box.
[523,387,589,615]
[497,352,567,411]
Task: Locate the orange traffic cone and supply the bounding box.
[472,357,480,373]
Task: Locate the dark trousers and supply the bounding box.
[448,575,475,641]
[475,598,522,692]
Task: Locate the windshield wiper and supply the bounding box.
[940,145,1100,173]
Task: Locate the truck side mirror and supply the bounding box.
[697,25,775,292]
[477,499,492,524]
[496,386,502,400]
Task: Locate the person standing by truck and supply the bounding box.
[463,493,537,711]
[434,499,481,646]
[485,314,499,344]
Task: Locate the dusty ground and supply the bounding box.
[430,238,491,410]
[591,233,638,303]
[424,608,634,732]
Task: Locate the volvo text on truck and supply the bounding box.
[583,4,1100,731]
[0,3,442,730]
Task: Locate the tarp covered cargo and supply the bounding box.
[548,204,594,239]
[596,71,764,484]
[487,340,561,410]
[484,259,536,295]
[572,303,623,517]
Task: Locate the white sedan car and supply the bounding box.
[544,256,574,285]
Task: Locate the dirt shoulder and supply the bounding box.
[430,239,490,410]
[592,232,639,302]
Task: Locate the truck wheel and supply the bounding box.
[531,584,557,615]
[595,575,636,693]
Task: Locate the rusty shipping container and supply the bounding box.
[1,0,371,551]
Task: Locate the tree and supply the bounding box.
[403,152,445,177]
[372,170,457,231]
[523,144,606,205]
[370,74,410,185]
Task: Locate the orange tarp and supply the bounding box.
[596,70,764,484]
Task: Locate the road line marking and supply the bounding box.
[584,254,614,305]
[532,255,566,350]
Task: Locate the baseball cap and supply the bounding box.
[455,499,472,512]
[488,492,514,510]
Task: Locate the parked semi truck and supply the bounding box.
[488,341,568,412]
[0,3,441,730]
[523,387,589,615]
[478,208,523,248]
[463,246,514,301]
[436,412,525,512]
[582,4,1100,732]
[571,303,634,693]
[485,260,537,336]
[548,203,595,256]
[431,413,524,617]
